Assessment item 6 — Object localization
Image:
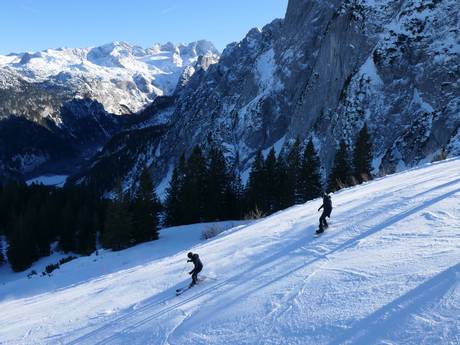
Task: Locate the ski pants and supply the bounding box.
[191,266,203,285]
[319,209,332,230]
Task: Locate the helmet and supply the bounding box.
[187,252,193,258]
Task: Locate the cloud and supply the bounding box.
[20,4,40,14]
[160,6,177,15]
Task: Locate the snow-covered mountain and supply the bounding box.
[0,41,219,180]
[1,158,459,344]
[71,0,460,194]
[0,40,219,114]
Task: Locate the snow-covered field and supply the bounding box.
[26,175,68,188]
[1,158,460,345]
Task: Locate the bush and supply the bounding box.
[27,270,37,278]
[44,263,60,275]
[244,207,265,220]
[59,256,76,265]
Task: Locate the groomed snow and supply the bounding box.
[1,158,460,344]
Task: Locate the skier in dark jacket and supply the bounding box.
[317,193,332,234]
[187,252,203,287]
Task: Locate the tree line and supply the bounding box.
[0,124,372,272]
[164,124,373,225]
[0,166,161,272]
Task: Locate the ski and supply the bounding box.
[176,285,194,296]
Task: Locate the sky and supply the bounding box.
[0,0,287,54]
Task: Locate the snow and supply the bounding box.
[156,165,173,202]
[1,158,460,344]
[0,41,219,114]
[359,55,383,87]
[26,174,68,188]
[255,48,283,93]
[262,135,286,157]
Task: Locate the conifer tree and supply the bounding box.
[264,147,278,213]
[353,123,373,183]
[245,150,267,213]
[103,182,133,251]
[274,149,290,211]
[132,166,161,243]
[7,211,39,272]
[285,138,302,205]
[205,146,230,221]
[182,146,208,224]
[164,154,186,226]
[75,205,96,254]
[60,202,76,253]
[299,139,322,202]
[327,139,352,192]
[227,168,244,219]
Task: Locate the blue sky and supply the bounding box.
[0,0,287,54]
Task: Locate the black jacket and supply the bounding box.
[188,253,203,271]
[319,195,332,213]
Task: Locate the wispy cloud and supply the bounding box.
[20,4,40,14]
[160,6,177,15]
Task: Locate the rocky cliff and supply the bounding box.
[74,0,459,195]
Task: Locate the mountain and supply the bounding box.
[0,41,219,181]
[71,0,460,195]
[1,158,459,344]
[0,40,219,114]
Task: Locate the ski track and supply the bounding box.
[1,159,460,344]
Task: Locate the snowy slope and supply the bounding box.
[1,158,460,344]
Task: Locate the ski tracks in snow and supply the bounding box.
[4,159,460,345]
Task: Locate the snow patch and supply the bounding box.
[26,174,68,188]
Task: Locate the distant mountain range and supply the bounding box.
[71,0,460,197]
[0,41,219,180]
[1,0,459,197]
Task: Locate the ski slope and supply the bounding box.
[1,158,460,345]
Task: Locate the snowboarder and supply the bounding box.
[316,192,332,234]
[187,252,203,287]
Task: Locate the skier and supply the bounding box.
[316,192,332,234]
[187,252,203,287]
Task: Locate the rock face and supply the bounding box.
[0,41,219,180]
[77,0,458,195]
[4,1,459,191]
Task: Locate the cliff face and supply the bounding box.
[73,0,460,193]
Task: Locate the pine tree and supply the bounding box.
[132,166,161,243]
[327,139,352,192]
[264,147,278,213]
[353,123,373,183]
[164,154,186,226]
[7,211,39,272]
[228,168,244,219]
[274,149,290,211]
[182,146,208,224]
[205,147,230,221]
[285,138,302,205]
[299,139,322,202]
[60,202,76,253]
[75,205,96,255]
[245,150,267,213]
[103,182,133,251]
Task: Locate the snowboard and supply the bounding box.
[314,230,324,237]
[314,224,329,237]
